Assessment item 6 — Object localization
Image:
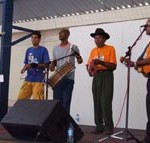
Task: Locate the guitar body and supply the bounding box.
[120,56,149,78]
[136,67,148,77]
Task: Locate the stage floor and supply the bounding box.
[0,124,145,143]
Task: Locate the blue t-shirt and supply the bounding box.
[24,46,50,82]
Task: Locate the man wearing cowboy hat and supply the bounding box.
[87,28,117,135]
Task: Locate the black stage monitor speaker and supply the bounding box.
[1,100,84,142]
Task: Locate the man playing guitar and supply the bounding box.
[123,18,150,143]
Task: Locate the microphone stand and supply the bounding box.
[45,66,49,100]
[98,27,146,143]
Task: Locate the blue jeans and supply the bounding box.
[53,78,74,113]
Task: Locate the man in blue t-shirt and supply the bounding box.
[18,31,50,100]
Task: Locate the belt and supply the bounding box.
[97,69,112,72]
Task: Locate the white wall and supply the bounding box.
[69,19,149,129]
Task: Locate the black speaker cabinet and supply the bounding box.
[1,100,84,142]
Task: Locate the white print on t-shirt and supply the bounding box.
[94,55,104,61]
[28,53,38,64]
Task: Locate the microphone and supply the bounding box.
[140,24,149,28]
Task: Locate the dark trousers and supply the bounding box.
[92,71,114,131]
[146,78,150,142]
[53,78,74,113]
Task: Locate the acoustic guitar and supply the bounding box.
[120,56,149,77]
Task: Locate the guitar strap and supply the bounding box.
[137,42,150,61]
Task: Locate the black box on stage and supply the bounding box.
[1,100,84,142]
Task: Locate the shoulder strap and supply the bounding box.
[137,42,150,61]
[65,44,74,62]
